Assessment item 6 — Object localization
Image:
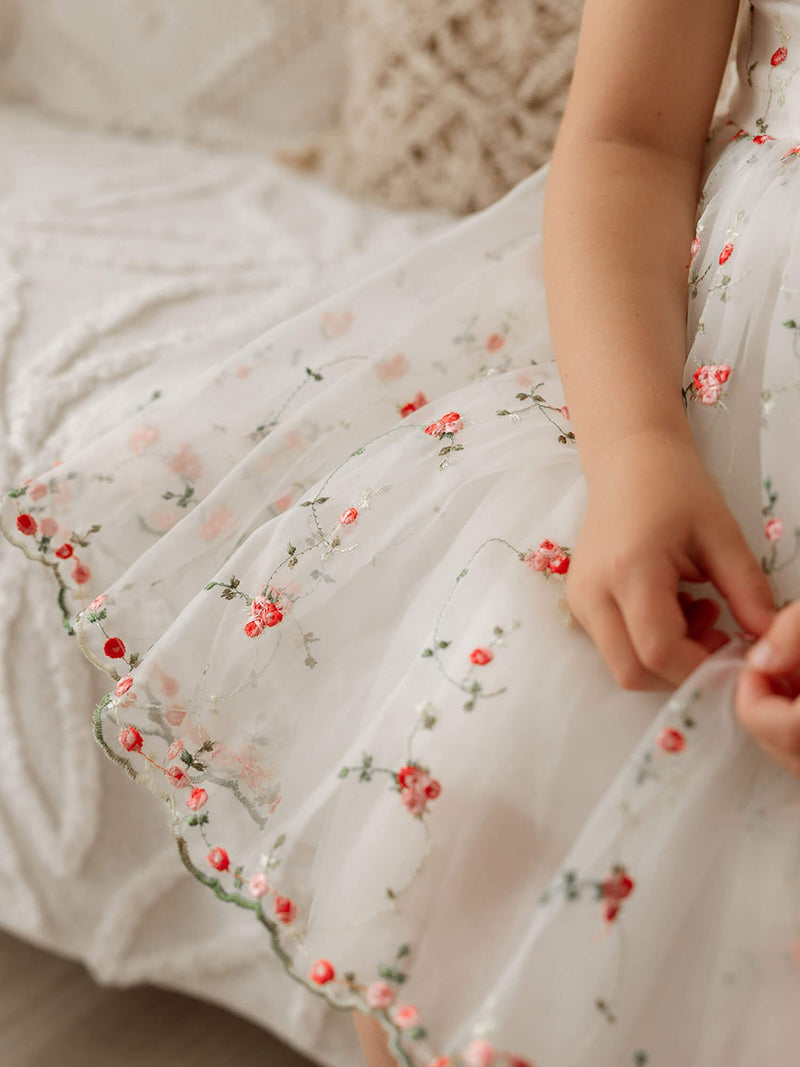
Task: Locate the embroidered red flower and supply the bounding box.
[400,390,428,418]
[54,543,74,559]
[771,45,788,66]
[365,981,396,1009]
[523,538,571,575]
[244,597,284,637]
[119,726,143,753]
[689,236,701,264]
[692,363,731,405]
[103,637,126,659]
[274,895,297,924]
[424,410,463,437]
[397,764,442,816]
[71,560,91,585]
[719,242,734,265]
[165,765,190,788]
[186,787,208,811]
[486,332,505,352]
[88,594,108,613]
[753,134,775,144]
[206,847,230,872]
[782,145,800,160]
[310,959,335,985]
[765,517,784,542]
[657,727,686,753]
[601,866,635,922]
[15,513,37,536]
[339,507,358,525]
[114,675,134,697]
[470,647,493,666]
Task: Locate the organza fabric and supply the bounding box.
[3,2,800,1064]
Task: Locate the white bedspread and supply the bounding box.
[0,101,451,1064]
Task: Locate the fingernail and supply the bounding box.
[746,639,778,671]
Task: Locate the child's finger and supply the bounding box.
[579,592,668,691]
[696,523,776,638]
[620,567,709,686]
[736,666,800,755]
[745,600,800,675]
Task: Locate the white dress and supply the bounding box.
[3,2,800,1064]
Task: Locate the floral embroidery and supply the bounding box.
[688,363,731,406]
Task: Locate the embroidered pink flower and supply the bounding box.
[244,596,284,637]
[392,1004,421,1029]
[88,594,108,613]
[54,543,74,559]
[15,513,37,536]
[119,726,143,753]
[167,738,184,761]
[657,727,686,753]
[719,242,734,265]
[428,1059,452,1067]
[523,538,571,575]
[765,517,784,542]
[247,872,270,898]
[692,363,731,405]
[689,236,701,262]
[206,847,230,872]
[165,705,186,727]
[186,787,208,811]
[199,506,235,541]
[114,675,134,697]
[165,765,190,788]
[559,405,570,420]
[400,390,428,417]
[463,1039,497,1067]
[486,332,505,352]
[70,560,91,585]
[168,443,203,481]
[103,637,126,659]
[274,895,297,924]
[234,363,251,378]
[424,411,463,437]
[364,981,396,1009]
[27,482,47,501]
[130,426,158,455]
[310,959,335,985]
[321,310,353,339]
[772,45,788,66]
[40,517,59,538]
[376,352,409,381]
[601,866,635,922]
[470,647,493,666]
[339,507,358,526]
[782,145,800,160]
[398,765,442,817]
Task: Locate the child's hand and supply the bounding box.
[567,432,776,691]
[737,602,800,777]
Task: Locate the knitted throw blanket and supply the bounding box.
[320,0,583,214]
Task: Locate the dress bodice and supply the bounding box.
[728,1,800,138]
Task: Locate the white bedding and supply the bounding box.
[0,101,451,1063]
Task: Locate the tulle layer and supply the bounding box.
[3,116,800,1066]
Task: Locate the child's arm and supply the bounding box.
[544,0,776,690]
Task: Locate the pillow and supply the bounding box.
[317,0,583,214]
[0,0,347,149]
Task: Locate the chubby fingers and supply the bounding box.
[736,665,800,776]
[745,599,800,676]
[573,592,669,691]
[616,565,710,687]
